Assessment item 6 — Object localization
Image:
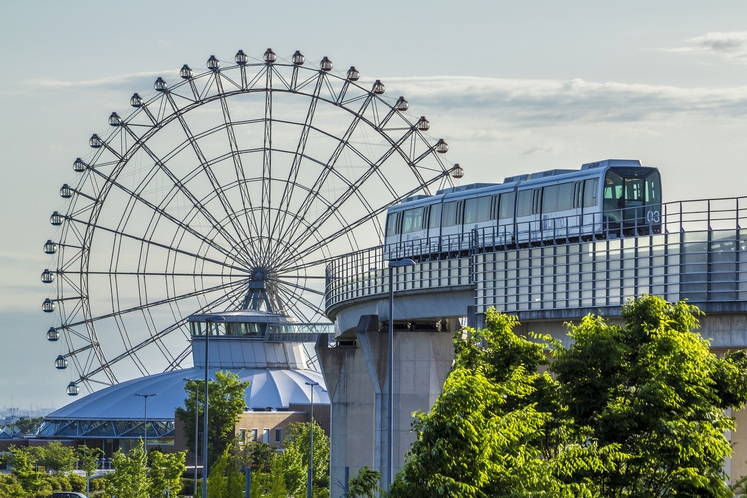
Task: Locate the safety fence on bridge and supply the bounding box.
[325,197,747,315]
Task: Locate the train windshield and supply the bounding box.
[603,167,661,210]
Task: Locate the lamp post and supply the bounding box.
[305,380,319,498]
[135,393,157,455]
[201,315,224,498]
[387,258,415,492]
[184,377,199,496]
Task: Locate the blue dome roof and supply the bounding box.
[47,367,328,421]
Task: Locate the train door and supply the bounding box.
[463,195,493,249]
[426,203,442,255]
[400,206,427,257]
[515,188,541,243]
[440,200,463,253]
[497,191,515,245]
[580,177,600,236]
[384,211,402,259]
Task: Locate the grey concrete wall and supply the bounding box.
[317,324,455,494]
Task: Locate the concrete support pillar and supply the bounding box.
[317,335,376,497]
[317,318,456,494]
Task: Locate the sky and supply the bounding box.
[1,0,747,409]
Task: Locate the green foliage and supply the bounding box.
[8,418,42,436]
[198,446,245,498]
[276,421,329,496]
[234,441,276,471]
[148,449,187,498]
[105,440,149,498]
[176,370,250,467]
[36,441,76,474]
[392,296,747,498]
[76,445,102,480]
[348,466,381,498]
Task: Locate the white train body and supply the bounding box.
[384,159,662,260]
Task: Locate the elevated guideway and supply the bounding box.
[318,196,747,490]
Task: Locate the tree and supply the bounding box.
[5,446,48,498]
[36,441,76,474]
[551,296,747,496]
[391,296,747,497]
[276,421,330,496]
[105,441,149,498]
[77,445,102,497]
[176,370,250,467]
[9,417,42,436]
[148,449,187,498]
[348,466,382,498]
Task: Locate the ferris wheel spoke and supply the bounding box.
[163,91,256,258]
[285,127,444,254]
[78,281,249,384]
[214,71,262,251]
[269,277,325,297]
[276,92,375,247]
[67,214,248,274]
[259,65,273,260]
[269,71,324,249]
[274,284,325,320]
[62,276,247,330]
[283,169,450,268]
[115,125,253,265]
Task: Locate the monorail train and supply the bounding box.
[384,159,662,260]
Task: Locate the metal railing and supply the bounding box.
[325,197,747,314]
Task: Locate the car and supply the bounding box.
[51,492,87,498]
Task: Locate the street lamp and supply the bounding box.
[305,380,319,498]
[387,258,415,492]
[184,377,199,496]
[201,315,225,498]
[135,393,157,454]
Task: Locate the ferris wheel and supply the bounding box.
[41,48,463,395]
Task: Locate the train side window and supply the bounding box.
[442,201,459,227]
[543,185,560,213]
[516,190,534,217]
[556,183,574,211]
[583,178,598,207]
[464,198,478,224]
[402,208,424,233]
[429,204,442,229]
[386,212,401,236]
[498,192,515,219]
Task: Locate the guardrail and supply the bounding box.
[325,197,747,314]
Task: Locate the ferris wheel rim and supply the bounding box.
[44,49,459,395]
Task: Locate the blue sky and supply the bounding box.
[1,0,747,409]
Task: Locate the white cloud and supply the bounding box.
[15,70,175,94]
[376,76,747,125]
[663,31,747,62]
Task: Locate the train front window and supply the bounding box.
[603,171,624,210]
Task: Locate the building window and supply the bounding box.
[275,428,282,444]
[251,428,258,442]
[238,428,246,444]
[263,428,270,444]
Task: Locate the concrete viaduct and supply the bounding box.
[317,196,747,492]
